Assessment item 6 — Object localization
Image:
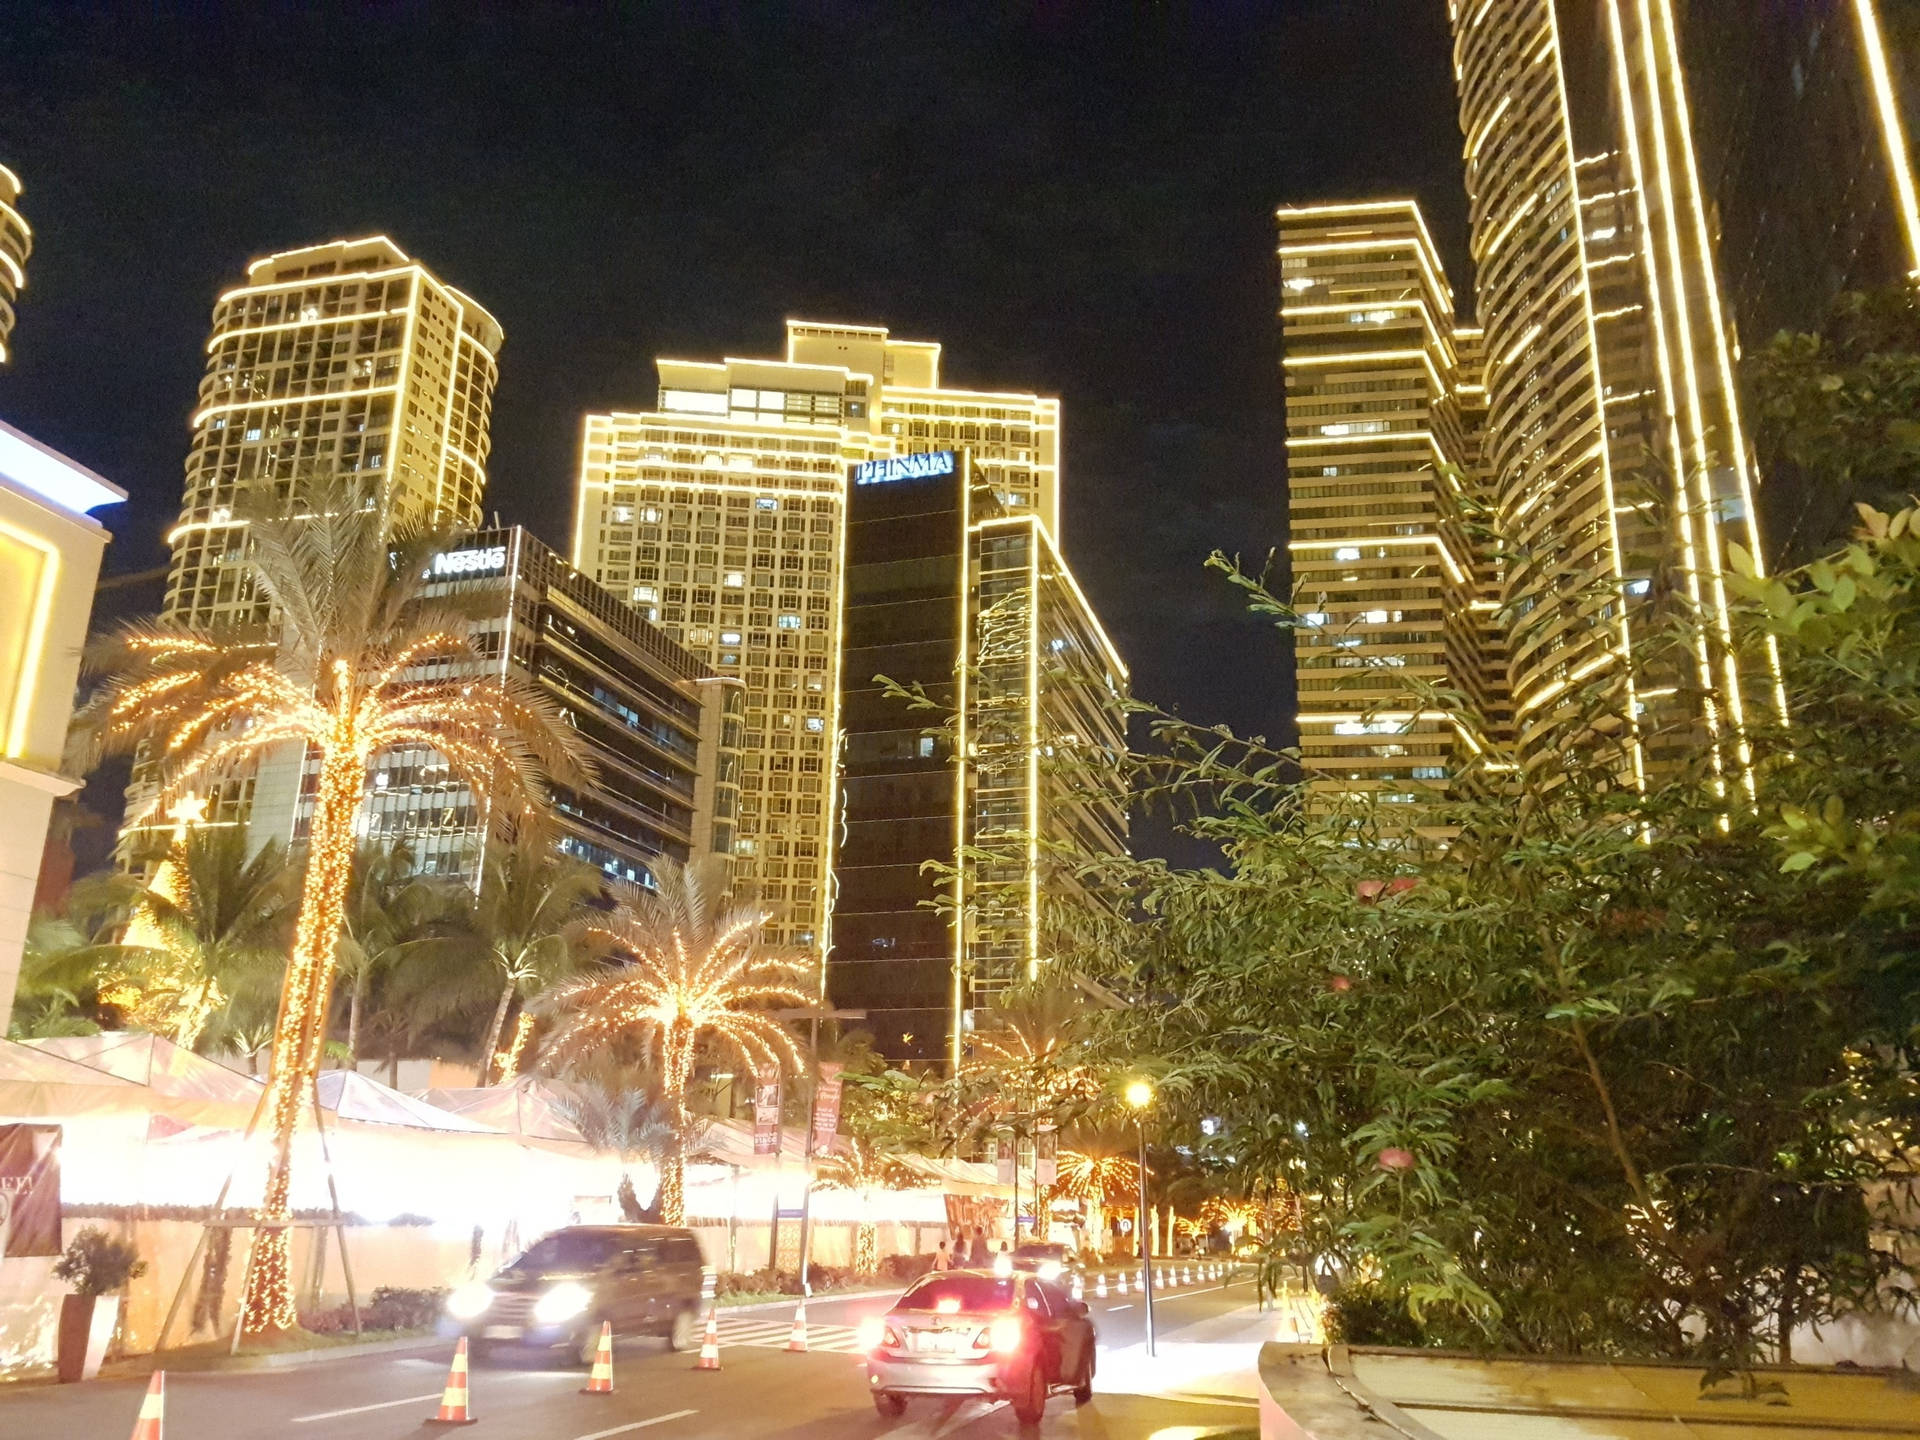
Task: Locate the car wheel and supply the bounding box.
[873,1391,907,1417]
[668,1307,697,1352]
[1072,1346,1095,1404]
[1011,1361,1048,1425]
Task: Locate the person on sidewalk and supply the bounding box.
[930,1240,953,1272]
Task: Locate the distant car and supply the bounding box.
[858,1269,1096,1423]
[1010,1242,1078,1281]
[441,1224,705,1364]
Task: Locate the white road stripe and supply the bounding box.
[1105,1303,1133,1311]
[571,1409,698,1440]
[289,1392,444,1424]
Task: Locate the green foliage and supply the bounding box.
[53,1227,148,1297]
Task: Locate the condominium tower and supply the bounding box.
[0,164,28,364]
[1278,201,1502,807]
[572,320,1064,962]
[127,236,503,853]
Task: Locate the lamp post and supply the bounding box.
[1124,1079,1156,1357]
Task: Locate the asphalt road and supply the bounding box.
[0,1275,1265,1440]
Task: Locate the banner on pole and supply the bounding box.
[752,1066,783,1156]
[1034,1125,1057,1187]
[809,1062,845,1154]
[0,1124,62,1257]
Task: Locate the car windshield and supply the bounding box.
[506,1232,621,1273]
[898,1274,1018,1312]
[1014,1244,1066,1261]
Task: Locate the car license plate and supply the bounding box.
[916,1330,956,1353]
[483,1325,521,1340]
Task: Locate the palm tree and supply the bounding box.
[550,1060,678,1222]
[334,838,473,1066]
[76,493,589,1333]
[9,872,147,1038]
[113,826,296,1051]
[816,1135,929,1276]
[964,979,1100,1240]
[471,821,603,1082]
[537,855,809,1224]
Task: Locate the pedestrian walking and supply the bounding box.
[930,1240,953,1272]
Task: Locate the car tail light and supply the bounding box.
[988,1315,1024,1354]
[856,1316,885,1351]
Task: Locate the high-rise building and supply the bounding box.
[572,321,1066,965]
[1424,0,1790,792]
[1278,201,1501,810]
[125,236,503,855]
[271,527,742,887]
[0,164,28,365]
[833,451,1127,1066]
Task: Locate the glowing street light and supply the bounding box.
[1125,1078,1157,1355]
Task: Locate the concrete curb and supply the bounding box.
[717,1286,902,1314]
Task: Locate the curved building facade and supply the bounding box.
[0,164,31,365]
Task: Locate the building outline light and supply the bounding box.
[1855,0,1920,274]
[0,515,61,760]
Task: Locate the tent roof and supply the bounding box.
[418,1078,589,1143]
[0,1037,140,1087]
[315,1070,503,1133]
[25,1033,262,1104]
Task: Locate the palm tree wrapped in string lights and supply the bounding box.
[539,855,809,1224]
[79,495,587,1334]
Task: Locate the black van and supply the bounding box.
[442,1224,707,1363]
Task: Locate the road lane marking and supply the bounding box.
[572,1410,697,1440]
[289,1392,443,1423]
[1105,1303,1133,1311]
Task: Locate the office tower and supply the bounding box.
[282,527,741,887]
[0,421,125,1020]
[126,236,503,855]
[0,164,27,364]
[572,320,1066,964]
[834,451,1127,1066]
[1278,202,1500,809]
[1438,0,1786,791]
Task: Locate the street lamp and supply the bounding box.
[1125,1079,1156,1357]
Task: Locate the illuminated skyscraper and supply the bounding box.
[572,321,1071,980]
[1278,201,1499,810]
[1438,0,1788,791]
[0,163,29,364]
[125,236,503,854]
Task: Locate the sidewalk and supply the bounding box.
[1094,1300,1305,1405]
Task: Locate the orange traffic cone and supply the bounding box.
[1116,1268,1129,1295]
[695,1306,721,1371]
[580,1321,614,1395]
[1070,1273,1085,1302]
[786,1299,809,1352]
[1094,1271,1108,1298]
[427,1336,477,1426]
[128,1372,164,1440]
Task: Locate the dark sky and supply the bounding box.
[0,1,1470,858]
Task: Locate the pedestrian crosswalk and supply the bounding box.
[712,1314,865,1355]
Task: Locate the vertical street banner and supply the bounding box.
[1034,1125,1058,1186]
[809,1062,845,1155]
[752,1066,783,1156]
[0,1123,62,1257]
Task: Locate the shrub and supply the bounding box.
[1322,1280,1428,1348]
[53,1228,148,1297]
[302,1286,448,1335]
[878,1252,933,1282]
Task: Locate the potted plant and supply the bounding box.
[52,1227,147,1382]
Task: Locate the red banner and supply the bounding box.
[753,1066,783,1156]
[0,1124,61,1257]
[809,1062,845,1155]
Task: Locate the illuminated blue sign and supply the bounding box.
[854,451,956,486]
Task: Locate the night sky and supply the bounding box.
[0,1,1471,861]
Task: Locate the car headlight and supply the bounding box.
[1037,1260,1064,1281]
[533,1281,593,1326]
[992,1253,1014,1277]
[445,1282,495,1321]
